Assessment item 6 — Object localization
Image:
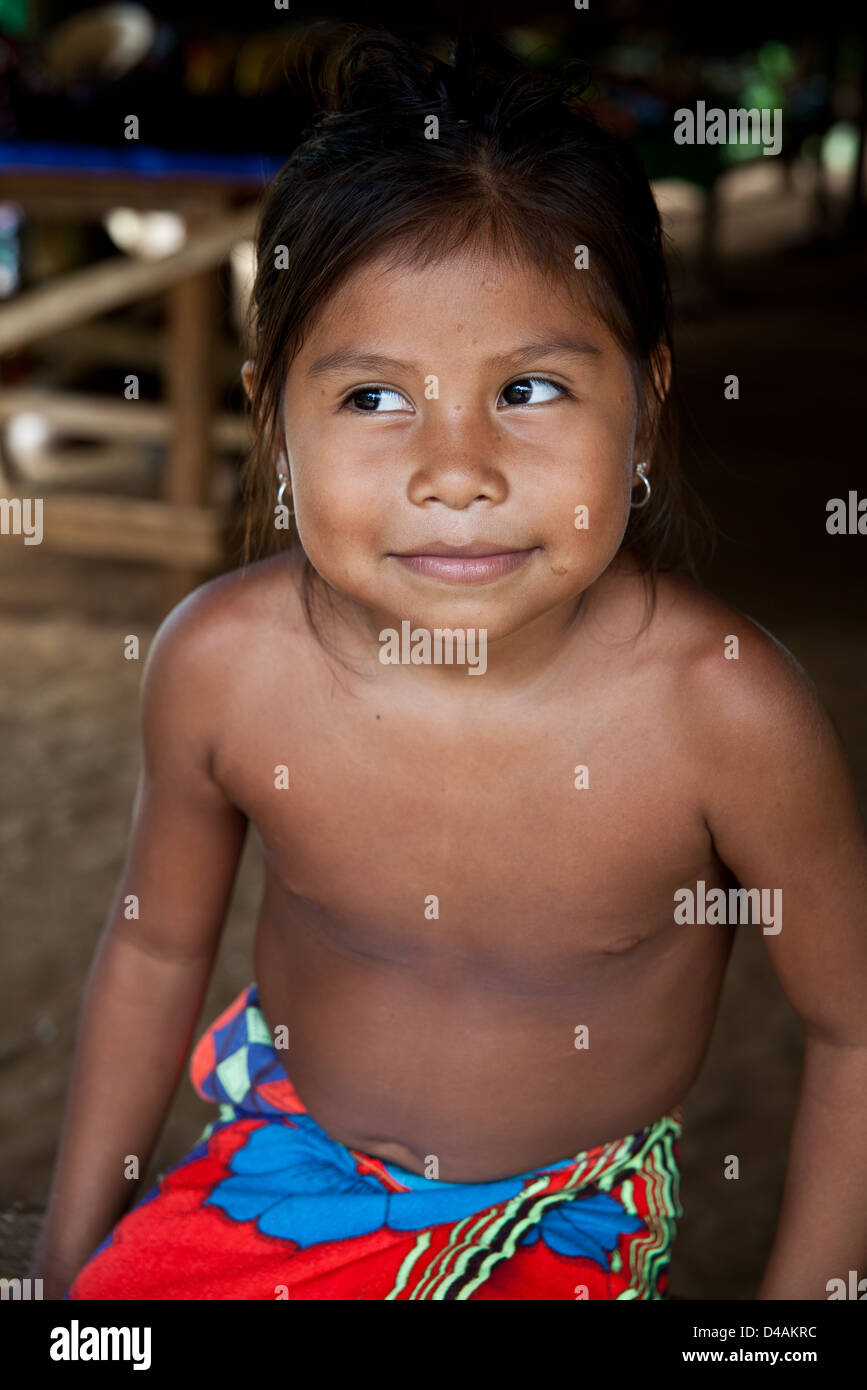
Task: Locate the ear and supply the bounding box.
[241,359,255,403]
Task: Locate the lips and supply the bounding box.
[393,541,524,557]
[390,543,537,584]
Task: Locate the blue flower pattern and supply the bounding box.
[204,1115,642,1264]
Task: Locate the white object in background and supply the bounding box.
[229,239,256,340]
[43,4,156,83]
[5,411,53,460]
[103,208,187,260]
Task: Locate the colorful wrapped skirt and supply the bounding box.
[66,983,684,1300]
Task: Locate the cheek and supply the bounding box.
[290,448,385,562]
[536,420,633,558]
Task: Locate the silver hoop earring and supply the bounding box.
[276,472,294,517]
[630,461,651,510]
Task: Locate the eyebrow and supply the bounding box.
[305,335,603,380]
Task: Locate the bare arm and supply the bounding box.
[29,583,248,1297]
[690,619,867,1300]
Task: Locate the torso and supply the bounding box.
[212,549,737,1181]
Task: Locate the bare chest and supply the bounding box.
[216,671,714,977]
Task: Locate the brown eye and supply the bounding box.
[342,386,412,413]
[499,377,567,407]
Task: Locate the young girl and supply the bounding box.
[34,24,867,1301]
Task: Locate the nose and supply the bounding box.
[406,407,508,509]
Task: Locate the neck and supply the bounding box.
[305,561,637,703]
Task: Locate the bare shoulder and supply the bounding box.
[637,569,843,804]
[146,549,306,671]
[140,549,308,741]
[648,570,824,732]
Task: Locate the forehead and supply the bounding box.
[297,242,613,352]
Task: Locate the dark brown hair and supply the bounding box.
[240,21,709,640]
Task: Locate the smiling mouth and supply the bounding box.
[389,545,538,584]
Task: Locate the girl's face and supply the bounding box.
[258,247,655,653]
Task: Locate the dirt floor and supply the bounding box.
[1,232,865,1300]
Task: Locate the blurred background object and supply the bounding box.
[42,4,156,84]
